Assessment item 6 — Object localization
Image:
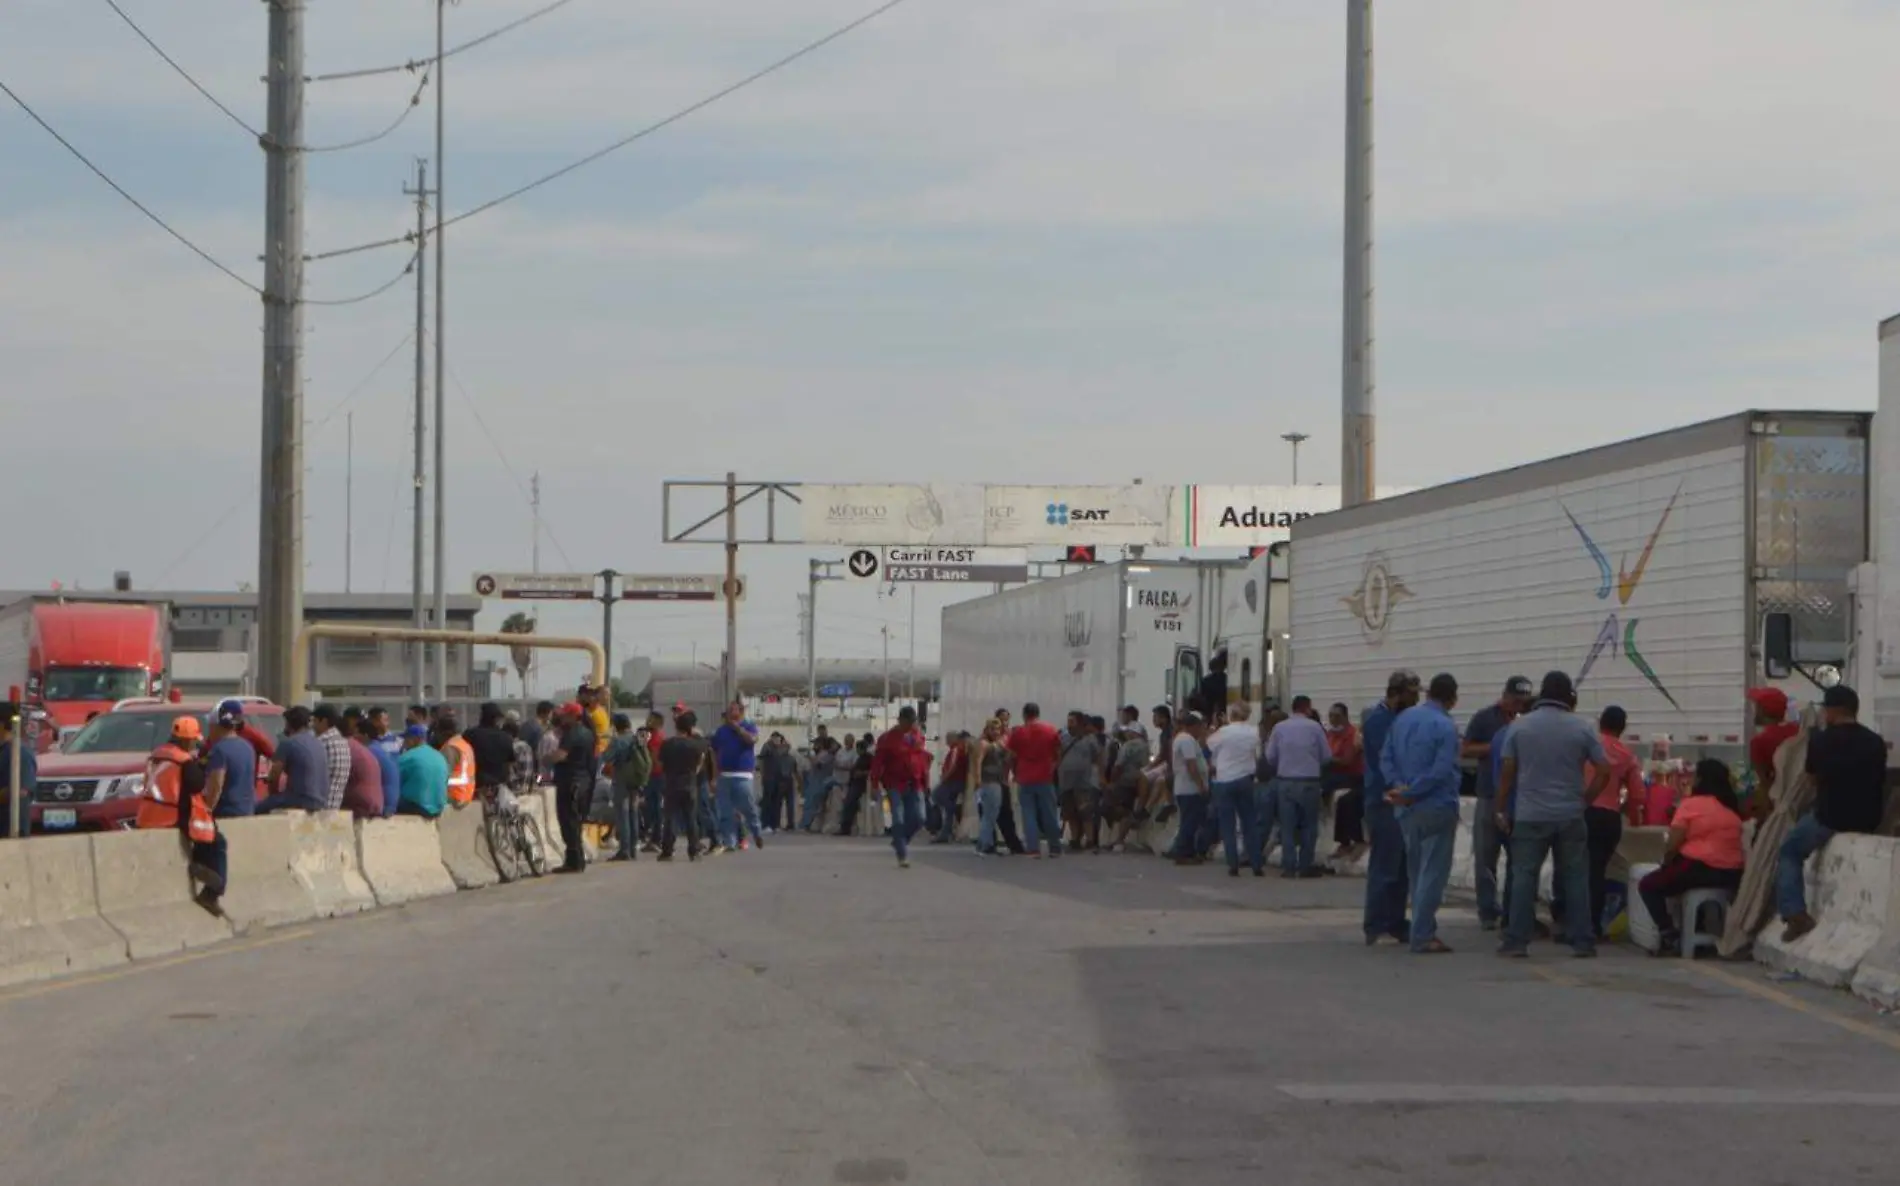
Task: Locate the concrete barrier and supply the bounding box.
[436,800,501,889]
[218,815,320,933]
[0,836,130,987]
[91,830,234,959]
[289,811,376,917]
[1757,834,1893,989]
[1853,844,1900,1007]
[355,817,457,907]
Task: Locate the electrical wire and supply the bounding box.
[308,0,584,83]
[311,333,416,431]
[439,352,578,570]
[378,396,415,592]
[306,0,915,263]
[304,251,420,306]
[304,71,430,153]
[0,76,261,294]
[102,0,260,139]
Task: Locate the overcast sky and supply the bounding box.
[4,0,1896,689]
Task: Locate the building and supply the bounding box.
[0,589,493,702]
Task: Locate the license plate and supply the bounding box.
[41,809,77,829]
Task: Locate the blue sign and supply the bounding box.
[819,683,854,698]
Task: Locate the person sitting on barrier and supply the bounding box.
[396,724,450,819]
[338,707,385,820]
[364,706,404,818]
[1637,758,1746,953]
[1777,684,1888,943]
[1101,721,1151,853]
[257,706,328,815]
[137,716,224,915]
[463,702,516,812]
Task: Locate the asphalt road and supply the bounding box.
[5,834,1900,1185]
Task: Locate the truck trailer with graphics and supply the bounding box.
[1287,410,1869,759]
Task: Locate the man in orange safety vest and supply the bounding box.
[136,715,224,915]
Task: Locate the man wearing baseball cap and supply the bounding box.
[550,701,598,872]
[1360,671,1420,945]
[1462,675,1534,930]
[136,716,225,913]
[1778,684,1888,942]
[1746,687,1800,817]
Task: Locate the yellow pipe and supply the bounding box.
[290,624,605,705]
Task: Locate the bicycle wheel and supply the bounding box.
[518,812,550,877]
[486,811,525,884]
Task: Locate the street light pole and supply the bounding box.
[1281,431,1310,486]
[1341,0,1376,508]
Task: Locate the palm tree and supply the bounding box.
[500,611,535,694]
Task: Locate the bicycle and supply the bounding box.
[481,782,549,882]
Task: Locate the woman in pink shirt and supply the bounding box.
[1637,759,1746,952]
[1583,706,1646,940]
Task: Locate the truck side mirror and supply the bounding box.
[1762,612,1794,680]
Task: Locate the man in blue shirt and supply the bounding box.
[1360,670,1420,945]
[709,702,763,852]
[1382,673,1463,954]
[396,724,451,817]
[257,706,327,814]
[1495,671,1609,958]
[204,701,259,818]
[1263,696,1332,877]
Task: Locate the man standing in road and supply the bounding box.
[1265,695,1332,879]
[1495,671,1610,958]
[1463,676,1533,930]
[1361,671,1420,946]
[1204,703,1262,877]
[757,732,795,835]
[872,705,931,868]
[550,702,597,874]
[1381,673,1464,954]
[1058,712,1107,854]
[658,711,712,862]
[1778,684,1888,942]
[1166,712,1211,865]
[1746,687,1802,819]
[1008,703,1064,859]
[710,702,764,852]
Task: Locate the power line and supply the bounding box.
[311,333,416,431]
[439,352,578,570]
[305,70,430,153]
[0,76,261,294]
[308,0,584,83]
[102,0,260,139]
[305,251,419,306]
[307,0,915,263]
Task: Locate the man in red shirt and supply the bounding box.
[1007,702,1064,858]
[870,705,930,867]
[1747,687,1801,818]
[931,731,971,844]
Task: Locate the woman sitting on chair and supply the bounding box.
[1637,758,1746,952]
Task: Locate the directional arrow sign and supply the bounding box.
[846,549,881,580]
[471,572,596,600]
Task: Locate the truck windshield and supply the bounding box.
[63,712,176,755]
[41,667,150,702]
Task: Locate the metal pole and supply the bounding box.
[600,570,616,697]
[345,411,354,593]
[724,471,739,705]
[257,0,306,706]
[1341,0,1375,508]
[530,472,541,573]
[406,159,428,704]
[881,625,891,714]
[907,585,916,701]
[1282,431,1309,486]
[431,0,449,700]
[806,560,819,741]
[8,705,23,842]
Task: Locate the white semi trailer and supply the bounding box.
[1288,409,1871,761]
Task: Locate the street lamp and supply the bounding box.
[1281,432,1310,485]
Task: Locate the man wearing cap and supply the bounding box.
[1382,674,1464,953]
[1360,671,1420,945]
[1746,687,1801,818]
[1463,676,1534,930]
[1495,671,1610,958]
[310,704,353,812]
[204,701,259,820]
[364,706,404,818]
[710,701,764,853]
[396,724,450,818]
[1777,684,1888,942]
[137,716,224,912]
[550,702,597,873]
[578,682,612,759]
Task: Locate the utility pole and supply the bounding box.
[598,570,618,696]
[723,470,740,705]
[431,0,450,702]
[881,624,891,726]
[907,585,916,701]
[806,559,842,741]
[257,0,306,706]
[1341,0,1376,508]
[1282,431,1310,486]
[404,159,429,703]
[344,411,354,593]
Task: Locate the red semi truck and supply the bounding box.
[0,598,170,734]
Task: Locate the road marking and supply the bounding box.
[0,928,317,1005]
[1276,1083,1900,1106]
[1686,961,1900,1055]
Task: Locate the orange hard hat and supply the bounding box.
[171,716,203,742]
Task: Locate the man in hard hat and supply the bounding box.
[137,716,224,914]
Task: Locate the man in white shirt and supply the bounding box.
[1166,713,1211,865]
[1263,695,1333,878]
[1205,703,1264,877]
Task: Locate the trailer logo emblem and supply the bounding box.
[1563,483,1684,709]
[1343,554,1411,640]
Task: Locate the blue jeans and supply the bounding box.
[1400,803,1460,949]
[976,783,1003,851]
[1276,778,1323,873]
[1253,781,1282,867]
[716,775,763,848]
[1018,783,1061,855]
[696,780,717,843]
[1362,794,1410,940]
[641,777,663,843]
[890,789,925,860]
[1169,793,1210,860]
[1210,778,1258,871]
[1777,812,1835,920]
[799,775,832,831]
[933,781,962,842]
[612,780,639,859]
[1471,797,1503,924]
[1505,817,1592,951]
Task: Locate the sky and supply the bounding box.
[3,0,1897,690]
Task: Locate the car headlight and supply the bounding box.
[111,773,145,799]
